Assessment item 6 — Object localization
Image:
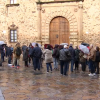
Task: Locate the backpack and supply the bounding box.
[16,47,21,56]
[55,49,60,58]
[64,50,71,62]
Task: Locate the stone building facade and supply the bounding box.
[0,0,100,47]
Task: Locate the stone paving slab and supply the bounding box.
[0,60,100,100]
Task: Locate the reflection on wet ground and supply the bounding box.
[0,60,100,100]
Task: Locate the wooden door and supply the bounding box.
[50,16,69,47]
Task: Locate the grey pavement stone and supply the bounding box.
[0,97,4,100]
[0,89,5,100]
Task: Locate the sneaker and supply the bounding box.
[93,73,96,76]
[12,66,14,68]
[17,66,19,69]
[47,72,49,73]
[88,73,94,76]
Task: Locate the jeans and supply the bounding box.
[8,56,11,64]
[33,58,40,70]
[60,60,69,75]
[89,60,95,74]
[53,58,58,69]
[46,63,52,72]
[12,58,19,66]
[71,59,74,72]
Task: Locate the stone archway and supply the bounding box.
[41,9,78,45]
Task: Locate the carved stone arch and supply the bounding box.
[42,10,78,44]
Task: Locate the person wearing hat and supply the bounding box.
[59,44,71,75]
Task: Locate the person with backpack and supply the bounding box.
[94,46,100,74]
[59,45,71,76]
[31,43,42,71]
[52,44,59,70]
[12,43,22,68]
[74,46,80,71]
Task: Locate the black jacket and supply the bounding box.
[95,51,100,62]
[32,47,42,58]
[69,46,75,60]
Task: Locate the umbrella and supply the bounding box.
[79,45,89,54]
[44,44,53,49]
[81,43,89,47]
[60,43,68,46]
[32,42,41,47]
[0,41,6,45]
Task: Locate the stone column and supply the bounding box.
[37,4,42,44]
[78,1,83,44]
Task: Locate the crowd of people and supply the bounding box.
[0,42,100,76]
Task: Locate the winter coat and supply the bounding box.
[22,45,27,52]
[88,48,96,61]
[0,45,5,56]
[43,49,53,63]
[7,47,12,56]
[13,47,22,59]
[79,51,86,62]
[69,46,75,60]
[95,51,100,62]
[59,48,70,61]
[52,48,59,59]
[29,47,33,57]
[74,49,80,62]
[23,49,29,61]
[32,47,42,58]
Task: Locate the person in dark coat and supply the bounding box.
[31,43,42,71]
[23,47,29,67]
[94,46,100,74]
[69,44,75,72]
[52,44,59,70]
[59,45,70,75]
[7,45,13,64]
[74,46,80,71]
[0,45,5,62]
[28,43,34,65]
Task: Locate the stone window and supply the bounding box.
[10,30,17,42]
[8,23,18,43]
[10,0,17,4]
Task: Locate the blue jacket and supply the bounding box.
[69,46,75,59]
[29,47,33,56]
[7,47,12,56]
[32,47,42,58]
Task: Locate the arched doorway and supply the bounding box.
[49,16,69,47]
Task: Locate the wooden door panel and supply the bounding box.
[50,16,69,47]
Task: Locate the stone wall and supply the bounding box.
[83,0,100,47]
[0,0,38,46]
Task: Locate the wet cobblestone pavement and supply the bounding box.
[0,59,100,100]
